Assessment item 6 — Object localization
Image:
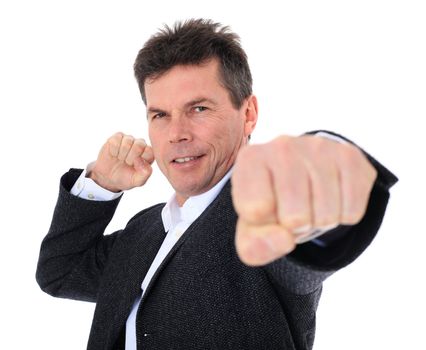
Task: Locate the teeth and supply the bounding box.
[175,157,196,163]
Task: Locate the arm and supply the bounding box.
[36,133,154,302]
[265,165,394,295]
[232,131,397,294]
[35,169,123,302]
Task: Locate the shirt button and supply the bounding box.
[77,182,82,190]
[175,230,183,238]
[87,193,95,200]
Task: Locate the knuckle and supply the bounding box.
[341,211,364,225]
[122,136,134,148]
[113,131,124,139]
[303,137,338,165]
[273,135,294,153]
[136,138,147,146]
[123,134,134,142]
[134,140,147,152]
[313,203,340,228]
[366,163,378,184]
[109,132,124,143]
[144,145,154,156]
[234,145,264,173]
[342,198,367,225]
[338,143,363,166]
[237,201,275,223]
[108,132,123,145]
[310,137,332,156]
[131,143,143,155]
[281,215,310,230]
[236,144,258,163]
[314,215,339,228]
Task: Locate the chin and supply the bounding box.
[173,181,204,197]
[175,185,200,197]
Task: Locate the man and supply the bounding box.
[36,19,397,349]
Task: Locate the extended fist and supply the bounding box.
[88,132,155,192]
[231,135,377,266]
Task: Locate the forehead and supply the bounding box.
[144,59,230,109]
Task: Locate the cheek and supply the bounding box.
[214,114,239,136]
[206,126,240,157]
[152,147,161,164]
[148,131,163,162]
[222,118,244,145]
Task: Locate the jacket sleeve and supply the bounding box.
[35,168,123,303]
[263,130,398,295]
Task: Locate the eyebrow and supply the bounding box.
[183,97,218,109]
[147,97,218,116]
[147,107,165,115]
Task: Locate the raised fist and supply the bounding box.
[88,132,155,192]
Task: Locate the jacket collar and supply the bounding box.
[161,167,233,232]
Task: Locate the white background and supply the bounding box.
[1,0,425,349]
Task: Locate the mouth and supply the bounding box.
[171,155,204,164]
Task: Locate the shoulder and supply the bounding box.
[127,202,166,225]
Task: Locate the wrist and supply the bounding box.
[86,164,121,193]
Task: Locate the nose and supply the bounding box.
[168,114,193,143]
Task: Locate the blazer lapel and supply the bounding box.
[94,181,236,349]
[139,181,236,304]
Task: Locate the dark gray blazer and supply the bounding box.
[36,136,397,350]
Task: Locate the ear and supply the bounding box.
[243,95,258,138]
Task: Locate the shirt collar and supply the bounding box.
[161,167,233,232]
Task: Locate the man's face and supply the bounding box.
[145,58,257,205]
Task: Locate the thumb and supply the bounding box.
[132,158,153,187]
[235,219,296,266]
[141,145,155,164]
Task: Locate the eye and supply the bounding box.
[193,106,208,113]
[152,112,167,120]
